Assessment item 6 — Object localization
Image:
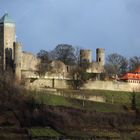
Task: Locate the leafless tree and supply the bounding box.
[37,50,50,75]
[50,44,76,65]
[105,53,128,76]
[129,56,140,72]
[37,49,50,63]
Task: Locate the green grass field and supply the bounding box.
[28,89,139,113]
[14,89,140,140]
[57,89,140,107]
[29,127,122,139]
[30,127,62,137]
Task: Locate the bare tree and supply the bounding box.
[37,50,50,63]
[74,47,80,65]
[129,56,140,72]
[50,44,76,65]
[105,53,128,76]
[70,61,90,89]
[37,50,50,75]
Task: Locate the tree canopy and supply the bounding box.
[51,44,76,65]
[37,50,50,63]
[129,56,140,72]
[105,53,128,76]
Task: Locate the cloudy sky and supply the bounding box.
[0,0,140,58]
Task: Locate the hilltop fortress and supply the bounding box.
[0,13,140,92]
[0,14,105,80]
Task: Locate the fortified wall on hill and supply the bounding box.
[0,13,139,92]
[0,14,40,81]
[0,13,105,81]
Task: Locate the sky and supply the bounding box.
[0,0,140,58]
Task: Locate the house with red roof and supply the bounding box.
[121,67,140,83]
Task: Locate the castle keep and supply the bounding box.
[0,13,16,71]
[0,13,105,83]
[0,13,40,82]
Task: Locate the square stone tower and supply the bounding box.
[0,13,16,71]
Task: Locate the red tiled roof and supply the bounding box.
[121,73,140,80]
[121,66,140,80]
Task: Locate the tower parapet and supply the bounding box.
[96,48,105,65]
[80,49,92,64]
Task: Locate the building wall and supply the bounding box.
[0,23,15,70]
[21,52,40,78]
[37,89,106,103]
[26,78,140,92]
[21,51,40,71]
[82,81,140,92]
[87,62,104,73]
[80,50,92,63]
[14,42,22,81]
[0,23,4,69]
[4,23,15,50]
[27,78,71,89]
[80,48,105,74]
[4,23,15,70]
[96,48,105,66]
[49,60,68,74]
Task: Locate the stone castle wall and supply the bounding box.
[96,48,105,65]
[26,78,140,92]
[82,81,140,92]
[0,22,15,70]
[21,51,40,71]
[80,50,92,63]
[87,62,104,73]
[20,51,41,79]
[80,48,105,74]
[37,88,106,103]
[27,78,71,89]
[0,23,4,69]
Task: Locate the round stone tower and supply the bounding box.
[0,13,16,71]
[14,42,22,82]
[80,49,92,64]
[96,48,105,65]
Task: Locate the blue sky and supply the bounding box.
[0,0,140,58]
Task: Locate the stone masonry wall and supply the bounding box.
[21,51,40,71]
[27,78,70,90]
[27,78,140,92]
[82,81,140,92]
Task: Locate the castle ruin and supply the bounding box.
[0,13,40,82]
[0,13,140,92]
[0,13,105,83]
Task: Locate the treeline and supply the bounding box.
[106,53,140,77]
[37,44,92,89]
[37,44,79,66]
[37,44,140,76]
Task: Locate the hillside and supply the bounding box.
[0,89,140,139]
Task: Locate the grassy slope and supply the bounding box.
[30,127,62,137]
[0,89,140,139]
[25,90,140,139]
[28,89,140,113]
[59,89,140,106]
[32,91,126,113]
[30,127,121,139]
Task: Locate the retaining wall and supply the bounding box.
[27,79,140,92]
